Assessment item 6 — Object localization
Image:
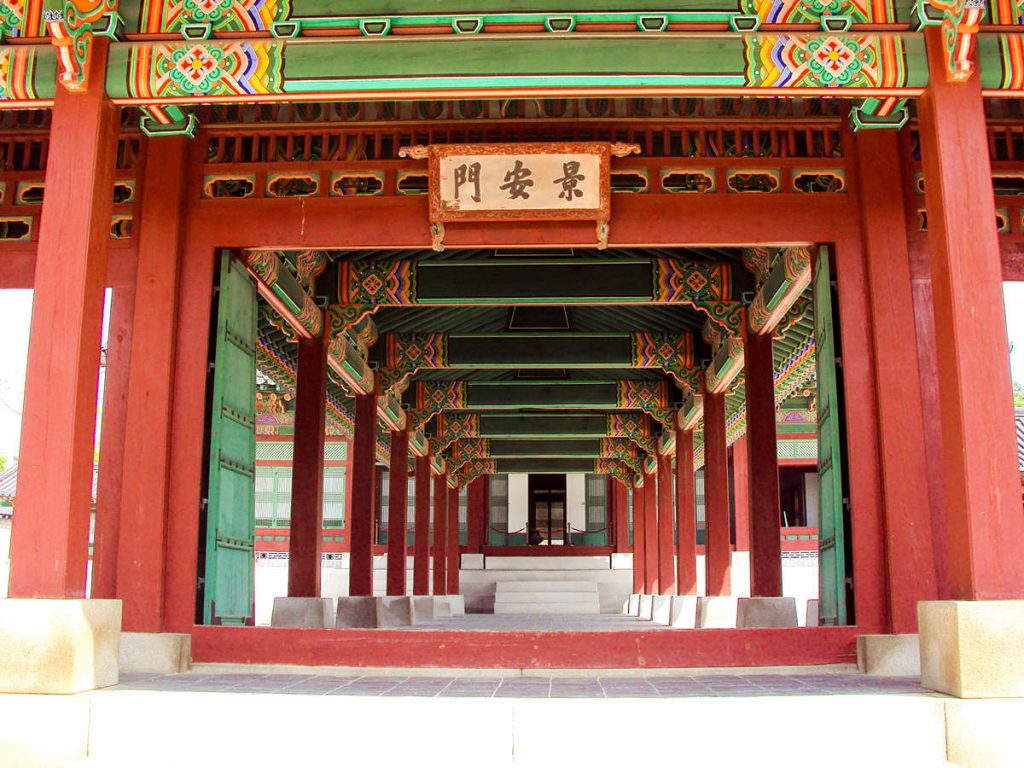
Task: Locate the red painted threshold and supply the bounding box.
[190,626,859,669]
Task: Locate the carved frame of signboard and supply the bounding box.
[399,142,641,250]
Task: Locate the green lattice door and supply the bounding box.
[814,248,847,626]
[203,252,257,625]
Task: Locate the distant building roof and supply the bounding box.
[0,459,15,500]
[1017,409,1024,472]
[0,460,99,515]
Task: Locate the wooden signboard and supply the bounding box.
[399,142,640,250]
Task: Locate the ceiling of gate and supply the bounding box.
[255,245,816,477]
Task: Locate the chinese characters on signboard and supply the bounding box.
[398,142,641,250]
[439,153,602,213]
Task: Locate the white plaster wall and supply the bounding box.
[804,473,820,528]
[507,473,529,533]
[565,473,586,532]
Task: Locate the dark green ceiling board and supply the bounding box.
[484,439,605,457]
[406,367,668,383]
[446,334,635,366]
[415,260,654,302]
[494,458,599,474]
[465,381,620,408]
[476,413,628,437]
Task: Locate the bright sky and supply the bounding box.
[2,284,1024,461]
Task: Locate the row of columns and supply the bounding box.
[621,361,782,600]
[287,380,489,601]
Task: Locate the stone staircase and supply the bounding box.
[493,580,601,614]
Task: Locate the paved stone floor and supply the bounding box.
[115,671,933,698]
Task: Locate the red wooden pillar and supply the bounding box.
[116,136,191,630]
[745,330,783,596]
[8,41,119,598]
[852,127,940,630]
[703,387,731,596]
[675,426,698,595]
[612,478,630,553]
[631,478,646,593]
[287,334,328,598]
[657,454,675,595]
[467,475,488,553]
[386,428,410,596]
[643,469,658,593]
[348,392,377,596]
[412,454,431,595]
[432,474,448,595]
[91,284,135,599]
[730,437,751,553]
[446,484,460,594]
[917,27,1024,599]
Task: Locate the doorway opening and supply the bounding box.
[528,474,567,545]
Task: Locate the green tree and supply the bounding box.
[1015,381,1024,408]
[0,454,6,473]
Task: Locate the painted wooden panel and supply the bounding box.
[204,252,257,625]
[814,248,846,627]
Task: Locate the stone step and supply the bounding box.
[496,581,597,593]
[494,592,600,605]
[492,602,600,614]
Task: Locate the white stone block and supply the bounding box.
[736,597,798,628]
[610,553,633,570]
[669,595,698,628]
[376,597,412,628]
[0,598,120,694]
[335,597,377,628]
[696,596,739,629]
[919,600,1024,698]
[433,597,453,618]
[638,594,654,620]
[461,554,485,570]
[120,632,191,674]
[805,598,820,627]
[0,693,91,766]
[625,594,640,616]
[945,698,1024,767]
[447,595,466,616]
[856,634,920,677]
[271,597,335,628]
[410,596,434,624]
[651,595,672,625]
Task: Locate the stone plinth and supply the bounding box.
[945,699,1024,767]
[669,596,698,628]
[805,599,820,627]
[651,595,672,625]
[447,595,466,616]
[625,594,640,616]
[638,594,654,620]
[0,599,120,694]
[856,634,920,677]
[696,596,739,629]
[433,597,453,618]
[377,597,412,628]
[120,632,191,674]
[410,596,434,624]
[736,597,798,628]
[919,600,1024,698]
[271,597,335,628]
[335,597,377,629]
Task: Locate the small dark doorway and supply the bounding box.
[528,474,567,545]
